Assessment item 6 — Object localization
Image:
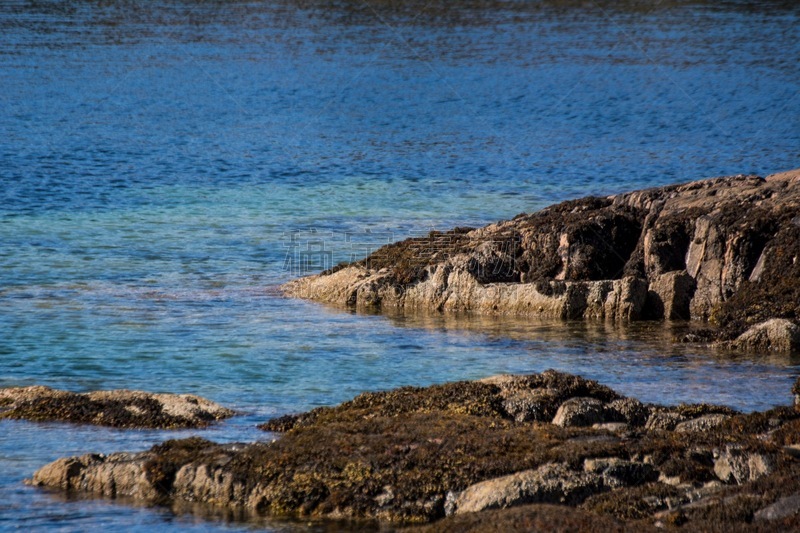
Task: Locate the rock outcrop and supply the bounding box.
[283,170,800,351]
[0,386,234,429]
[29,371,800,530]
[726,318,800,353]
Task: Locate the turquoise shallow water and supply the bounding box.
[2,1,800,530]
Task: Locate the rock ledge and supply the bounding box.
[284,170,800,351]
[0,386,234,429]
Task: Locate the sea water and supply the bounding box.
[1,1,799,530]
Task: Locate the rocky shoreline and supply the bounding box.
[284,169,800,352]
[0,386,234,429]
[29,371,800,530]
[20,170,800,530]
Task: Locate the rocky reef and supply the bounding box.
[283,169,800,352]
[0,386,234,429]
[30,371,800,530]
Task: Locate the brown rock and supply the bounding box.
[646,270,696,319]
[480,371,620,424]
[283,171,800,348]
[31,453,159,500]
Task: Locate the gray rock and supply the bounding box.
[373,486,394,507]
[675,414,730,433]
[31,441,253,509]
[595,277,649,321]
[605,397,651,427]
[714,446,775,484]
[645,410,686,431]
[451,463,603,514]
[552,397,606,427]
[729,319,800,353]
[754,492,800,521]
[583,457,656,488]
[31,452,160,500]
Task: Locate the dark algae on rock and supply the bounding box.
[28,371,800,530]
[0,386,234,429]
[284,169,800,352]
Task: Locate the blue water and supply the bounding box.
[2,0,800,530]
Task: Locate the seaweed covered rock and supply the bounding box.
[0,386,234,429]
[29,371,800,529]
[480,371,620,423]
[412,502,650,533]
[674,414,731,433]
[283,170,800,351]
[259,370,618,432]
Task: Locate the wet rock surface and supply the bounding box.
[0,386,234,429]
[283,170,800,351]
[29,371,800,530]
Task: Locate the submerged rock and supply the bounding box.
[283,170,800,351]
[28,371,800,530]
[0,386,234,429]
